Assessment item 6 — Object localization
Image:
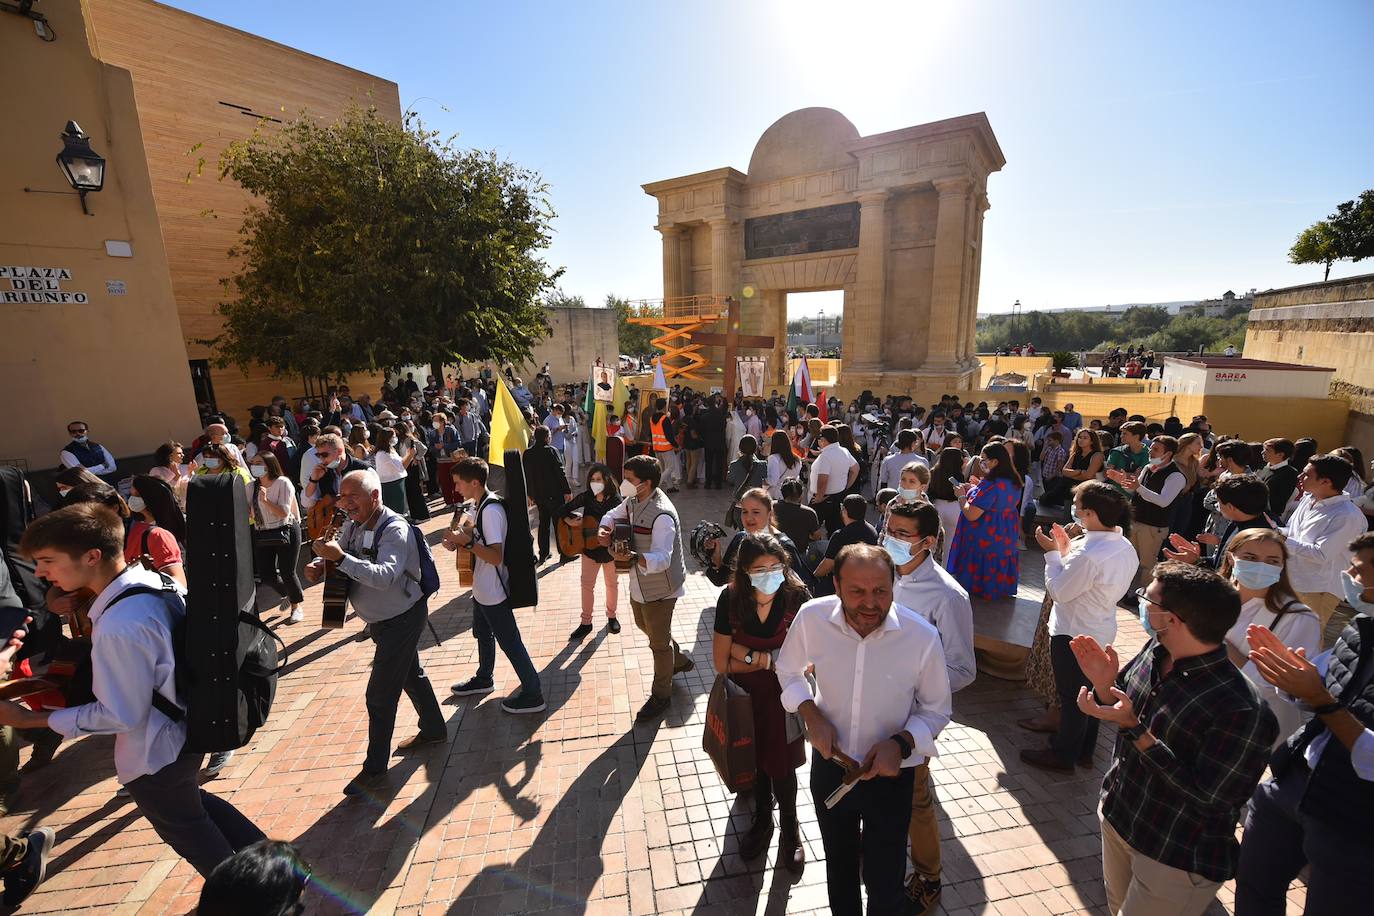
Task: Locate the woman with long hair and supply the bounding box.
[946,442,1022,599]
[705,488,817,593]
[148,440,192,509]
[247,453,304,623]
[125,475,187,588]
[396,420,431,522]
[52,466,107,505]
[347,424,372,462]
[765,430,800,500]
[1217,528,1320,746]
[1334,446,1366,500]
[711,533,809,873]
[927,448,966,561]
[372,427,409,516]
[1170,432,1205,539]
[194,441,252,489]
[558,463,622,641]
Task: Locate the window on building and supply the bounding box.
[189,360,218,424]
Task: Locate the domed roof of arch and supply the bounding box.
[746,108,859,183]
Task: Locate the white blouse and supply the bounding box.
[374,449,407,484]
[1225,595,1322,747]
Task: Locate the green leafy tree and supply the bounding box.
[206,105,561,383]
[1289,220,1342,280]
[1114,306,1171,340]
[607,294,658,356]
[545,289,587,308]
[1329,190,1374,263]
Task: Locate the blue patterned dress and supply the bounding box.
[945,477,1021,599]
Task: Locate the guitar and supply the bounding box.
[556,513,598,559]
[319,508,350,629]
[449,509,475,587]
[306,494,338,541]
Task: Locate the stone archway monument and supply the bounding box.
[642,108,1004,394]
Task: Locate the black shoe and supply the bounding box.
[635,694,671,723]
[2,826,53,907]
[739,812,775,861]
[778,823,806,875]
[343,769,388,797]
[673,653,695,674]
[538,554,551,565]
[1019,747,1074,773]
[450,677,495,697]
[501,691,547,715]
[906,874,942,915]
[395,731,447,752]
[569,623,593,641]
[607,618,621,634]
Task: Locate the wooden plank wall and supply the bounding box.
[86,0,400,422]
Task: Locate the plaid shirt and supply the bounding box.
[1101,642,1278,882]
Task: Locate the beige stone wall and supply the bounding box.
[517,307,620,384]
[86,0,400,426]
[1,0,202,470]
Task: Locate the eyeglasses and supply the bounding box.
[1133,587,1185,620]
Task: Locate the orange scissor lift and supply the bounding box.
[627,294,775,392]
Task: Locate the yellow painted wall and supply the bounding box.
[1,0,202,470]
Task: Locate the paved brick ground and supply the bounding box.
[1,485,1315,914]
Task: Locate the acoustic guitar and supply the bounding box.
[319,508,350,629]
[556,513,598,559]
[306,494,338,541]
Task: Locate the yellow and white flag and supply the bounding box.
[487,376,530,467]
[594,372,632,461]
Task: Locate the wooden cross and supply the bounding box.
[690,297,776,395]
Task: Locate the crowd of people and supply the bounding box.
[0,363,1371,914]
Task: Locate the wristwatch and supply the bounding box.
[1311,701,1343,716]
[889,732,915,759]
[744,650,755,666]
[1120,722,1148,743]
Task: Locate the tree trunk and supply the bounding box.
[1324,262,1332,281]
[430,358,444,387]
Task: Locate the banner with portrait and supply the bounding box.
[736,357,767,398]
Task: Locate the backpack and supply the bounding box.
[385,515,441,599]
[107,574,286,754]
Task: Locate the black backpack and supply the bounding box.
[106,574,285,753]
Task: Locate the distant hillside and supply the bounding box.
[976,302,1249,353]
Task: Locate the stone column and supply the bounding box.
[927,177,971,370]
[963,194,990,363]
[708,217,738,298]
[679,229,694,297]
[768,289,789,387]
[848,191,889,369]
[659,225,683,302]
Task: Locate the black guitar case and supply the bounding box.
[500,448,538,610]
[184,473,281,752]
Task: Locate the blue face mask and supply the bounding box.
[1341,571,1374,615]
[1232,558,1282,590]
[72,435,89,444]
[882,535,914,566]
[1138,597,1164,638]
[749,569,785,596]
[1070,505,1083,525]
[898,487,921,502]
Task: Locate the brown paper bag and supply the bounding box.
[702,674,756,793]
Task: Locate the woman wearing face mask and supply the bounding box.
[705,488,817,593]
[558,464,623,641]
[947,443,1023,600]
[711,533,809,873]
[927,448,966,562]
[371,427,409,517]
[1217,529,1319,746]
[395,420,430,522]
[194,442,252,489]
[124,475,187,589]
[765,430,800,500]
[892,462,931,508]
[247,454,304,623]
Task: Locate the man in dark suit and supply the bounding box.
[521,425,571,564]
[700,395,728,490]
[1256,438,1300,519]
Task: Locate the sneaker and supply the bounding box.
[2,826,54,907]
[450,677,495,697]
[501,692,547,715]
[635,694,671,723]
[906,874,942,915]
[607,618,621,634]
[288,605,304,624]
[204,750,234,776]
[569,623,593,641]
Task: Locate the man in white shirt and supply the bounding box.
[58,420,117,479]
[1022,482,1138,773]
[1279,454,1369,629]
[877,429,929,494]
[883,502,972,911]
[777,544,951,916]
[809,426,859,535]
[3,504,263,877]
[598,454,693,722]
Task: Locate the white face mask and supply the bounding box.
[250,465,268,478]
[620,479,639,500]
[589,481,605,495]
[127,495,146,513]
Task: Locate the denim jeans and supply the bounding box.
[473,599,541,697]
[364,597,446,772]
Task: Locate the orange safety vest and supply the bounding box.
[650,416,673,452]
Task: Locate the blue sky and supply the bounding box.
[164,0,1373,316]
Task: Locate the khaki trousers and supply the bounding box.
[907,762,941,880]
[1101,815,1220,916]
[1129,522,1169,589]
[630,597,685,698]
[1296,590,1340,635]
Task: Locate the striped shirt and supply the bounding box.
[1100,642,1277,882]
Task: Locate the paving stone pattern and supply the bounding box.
[1,486,1314,914]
